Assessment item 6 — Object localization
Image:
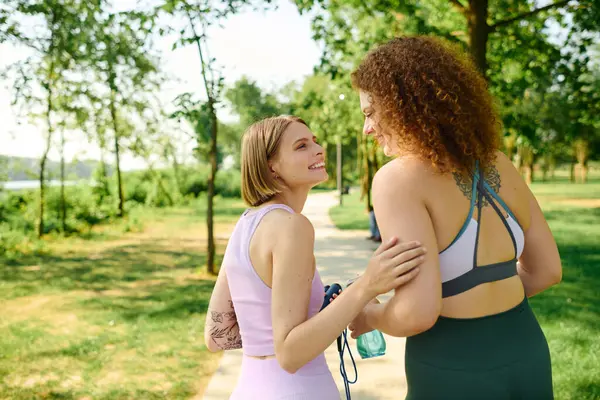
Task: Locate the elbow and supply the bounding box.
[204,334,221,353]
[549,262,562,286]
[539,259,562,289]
[387,302,441,337]
[410,312,439,336]
[402,311,439,337]
[409,299,442,335]
[276,352,300,375]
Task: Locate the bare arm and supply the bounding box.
[272,213,423,373]
[517,188,562,296]
[204,266,242,352]
[361,163,442,338]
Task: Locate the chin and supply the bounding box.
[310,171,329,187]
[316,171,329,184]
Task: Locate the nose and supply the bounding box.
[315,142,324,156]
[363,120,375,136]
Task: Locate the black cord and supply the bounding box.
[322,284,358,399]
[338,328,357,399]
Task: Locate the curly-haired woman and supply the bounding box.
[348,36,562,399]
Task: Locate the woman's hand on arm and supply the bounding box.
[272,213,424,373]
[204,267,242,352]
[357,163,443,338]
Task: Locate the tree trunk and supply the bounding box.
[542,165,548,182]
[96,117,110,203]
[149,165,174,206]
[467,0,490,75]
[540,153,552,183]
[60,128,67,233]
[109,83,125,217]
[206,100,218,275]
[503,133,517,164]
[336,138,342,206]
[371,141,380,172]
[570,162,576,183]
[523,163,534,185]
[187,9,219,275]
[38,140,51,238]
[39,16,57,238]
[549,156,556,181]
[39,82,53,238]
[581,161,588,183]
[356,130,362,176]
[574,139,589,184]
[361,137,374,212]
[169,144,183,195]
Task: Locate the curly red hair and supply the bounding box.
[351,36,501,174]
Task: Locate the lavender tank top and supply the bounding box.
[224,204,326,357]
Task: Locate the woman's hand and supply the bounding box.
[359,237,426,299]
[348,298,379,339]
[324,285,342,305]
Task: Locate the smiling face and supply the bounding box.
[270,122,328,190]
[359,90,399,157]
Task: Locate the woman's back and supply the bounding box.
[225,204,326,360]
[383,151,556,399]
[401,151,532,318]
[351,35,560,399]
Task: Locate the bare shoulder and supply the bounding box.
[494,151,518,174]
[373,157,432,198]
[491,151,532,228]
[261,209,315,243]
[491,151,530,192]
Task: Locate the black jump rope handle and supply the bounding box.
[321,283,342,311]
[321,283,344,352]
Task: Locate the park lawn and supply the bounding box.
[329,180,600,400]
[0,195,247,399]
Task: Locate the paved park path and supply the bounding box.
[202,191,408,400]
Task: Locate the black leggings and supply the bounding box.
[405,297,554,400]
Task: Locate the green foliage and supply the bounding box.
[293,0,600,170]
[215,169,242,198]
[0,162,244,257]
[225,76,283,126]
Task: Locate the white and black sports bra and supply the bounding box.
[439,162,525,298]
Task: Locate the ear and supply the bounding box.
[268,160,279,179]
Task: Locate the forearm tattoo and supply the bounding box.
[207,300,242,350]
[453,165,501,208]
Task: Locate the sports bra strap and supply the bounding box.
[479,188,518,258]
[472,165,485,267]
[472,163,518,267]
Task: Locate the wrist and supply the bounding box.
[351,277,377,305]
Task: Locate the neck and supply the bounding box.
[267,186,310,214]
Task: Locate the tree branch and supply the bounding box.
[490,0,571,32]
[449,0,468,16]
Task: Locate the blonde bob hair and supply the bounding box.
[241,115,308,207]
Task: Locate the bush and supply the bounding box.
[0,222,27,257]
[215,169,241,198]
[181,167,209,198]
[0,163,243,256]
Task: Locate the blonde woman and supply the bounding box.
[204,115,426,399]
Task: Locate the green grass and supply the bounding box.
[329,188,372,230]
[0,195,246,399]
[330,180,600,400]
